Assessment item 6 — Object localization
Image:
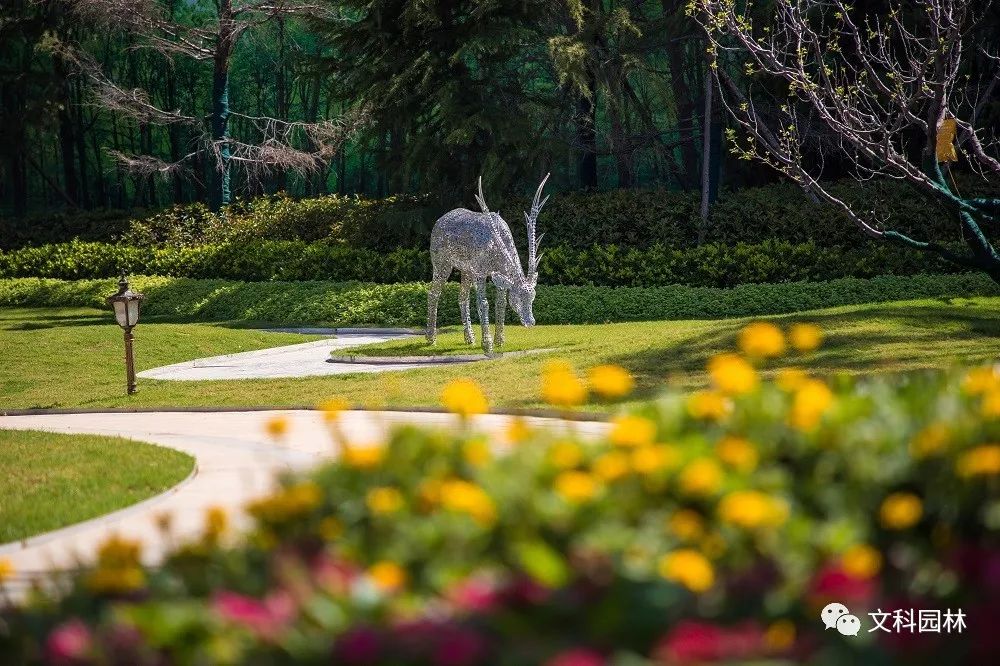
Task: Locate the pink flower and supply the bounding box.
[809,564,876,604]
[45,619,92,665]
[447,577,500,613]
[654,621,763,664]
[212,589,296,641]
[545,647,606,666]
[500,575,550,607]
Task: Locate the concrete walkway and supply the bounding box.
[138,330,427,381]
[0,410,607,596]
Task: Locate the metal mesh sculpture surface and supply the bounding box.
[427,174,550,355]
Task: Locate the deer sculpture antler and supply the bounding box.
[525,173,550,279]
[475,176,490,214]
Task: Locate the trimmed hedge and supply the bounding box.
[2,274,996,326]
[0,239,964,287]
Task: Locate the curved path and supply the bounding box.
[0,410,607,597]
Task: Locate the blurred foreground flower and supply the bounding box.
[588,364,634,399]
[85,534,145,595]
[369,561,407,592]
[880,492,923,530]
[319,397,350,423]
[541,360,587,407]
[956,444,1000,478]
[265,414,289,439]
[789,322,823,352]
[739,322,785,358]
[609,414,655,447]
[658,549,715,592]
[0,558,12,584]
[441,378,488,417]
[708,353,758,394]
[790,379,834,430]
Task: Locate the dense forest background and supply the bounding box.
[1,0,999,218]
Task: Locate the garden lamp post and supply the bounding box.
[106,273,144,395]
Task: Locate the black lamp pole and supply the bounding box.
[106,273,144,396]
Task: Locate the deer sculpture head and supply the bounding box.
[475,174,550,327]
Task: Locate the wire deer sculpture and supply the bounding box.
[427,174,550,355]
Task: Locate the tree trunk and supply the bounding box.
[663,0,699,189]
[211,59,232,209]
[577,68,598,189]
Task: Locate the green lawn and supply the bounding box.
[0,430,194,543]
[1,298,999,412]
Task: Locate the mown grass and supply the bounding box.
[1,296,999,412]
[0,430,193,543]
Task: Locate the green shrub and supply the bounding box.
[2,274,996,326]
[3,352,999,664]
[0,239,966,287]
[7,176,997,253]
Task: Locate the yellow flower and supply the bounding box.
[763,620,796,653]
[666,510,705,541]
[658,549,715,593]
[717,490,787,529]
[265,414,289,439]
[775,367,808,391]
[318,516,343,541]
[910,423,950,458]
[686,390,731,421]
[982,390,1000,418]
[86,534,145,595]
[0,558,13,583]
[440,479,497,526]
[319,397,350,423]
[549,440,584,469]
[204,505,229,540]
[789,379,834,430]
[631,444,680,475]
[248,481,323,524]
[738,322,786,358]
[609,414,656,447]
[441,378,489,417]
[962,365,1000,395]
[554,471,601,503]
[342,444,385,469]
[541,361,588,407]
[956,444,1000,478]
[789,323,823,352]
[841,544,882,580]
[592,451,630,481]
[679,458,724,497]
[366,486,405,514]
[716,436,758,472]
[418,478,444,508]
[463,438,492,467]
[880,492,923,530]
[707,353,759,395]
[506,417,532,444]
[588,364,634,399]
[369,561,407,592]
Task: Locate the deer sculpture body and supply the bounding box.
[427,174,550,355]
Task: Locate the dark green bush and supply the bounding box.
[0,239,966,287]
[2,274,996,326]
[8,176,994,252]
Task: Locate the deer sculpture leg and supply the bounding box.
[494,287,507,347]
[426,262,450,345]
[459,274,474,345]
[473,276,493,355]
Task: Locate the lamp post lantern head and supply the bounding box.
[106,272,144,330]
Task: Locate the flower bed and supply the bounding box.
[2,324,998,664]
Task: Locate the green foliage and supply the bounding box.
[3,358,1000,663]
[0,237,966,287]
[1,273,996,326]
[8,178,994,254]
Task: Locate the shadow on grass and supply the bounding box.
[603,302,1000,400]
